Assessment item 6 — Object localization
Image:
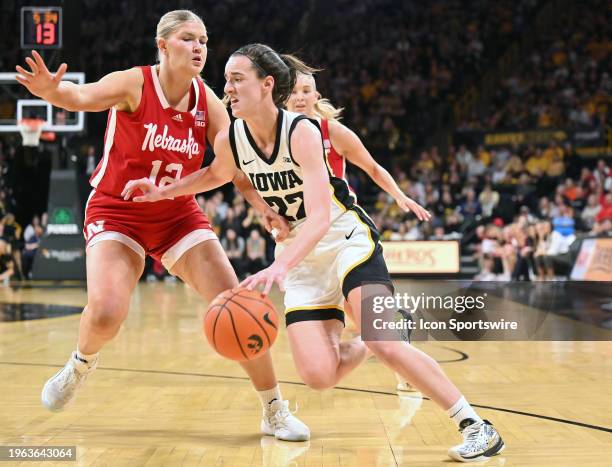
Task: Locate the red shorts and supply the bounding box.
[84,189,217,271]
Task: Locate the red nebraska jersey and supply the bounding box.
[89,65,208,201]
[320,118,357,199]
[320,118,345,179]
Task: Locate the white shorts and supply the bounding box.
[276,206,392,325]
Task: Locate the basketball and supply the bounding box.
[203,287,279,361]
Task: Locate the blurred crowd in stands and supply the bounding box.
[458,0,611,130]
[368,142,611,281]
[0,140,46,283]
[1,0,543,151]
[0,0,610,281]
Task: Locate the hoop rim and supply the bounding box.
[18,118,45,146]
[18,118,46,129]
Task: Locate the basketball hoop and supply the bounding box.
[18,118,45,146]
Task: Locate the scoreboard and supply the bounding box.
[21,6,62,49]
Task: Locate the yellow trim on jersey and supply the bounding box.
[352,202,377,229]
[340,209,377,285]
[285,304,345,315]
[329,184,348,214]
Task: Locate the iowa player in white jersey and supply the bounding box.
[122,44,504,462]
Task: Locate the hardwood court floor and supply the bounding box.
[0,281,611,466]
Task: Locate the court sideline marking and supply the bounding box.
[1,357,610,434]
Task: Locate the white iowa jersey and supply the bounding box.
[229,109,355,225]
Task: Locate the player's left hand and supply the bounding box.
[261,209,291,242]
[240,261,288,296]
[121,178,165,202]
[395,194,432,222]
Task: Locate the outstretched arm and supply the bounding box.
[16,51,142,112]
[330,121,431,221]
[122,131,290,239]
[122,130,237,201]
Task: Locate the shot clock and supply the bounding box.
[21,6,62,49]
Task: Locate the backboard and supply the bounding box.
[0,71,85,133]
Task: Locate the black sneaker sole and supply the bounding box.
[483,437,505,457]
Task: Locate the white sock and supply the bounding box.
[75,348,98,365]
[446,396,482,428]
[258,385,282,411]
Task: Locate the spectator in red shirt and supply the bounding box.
[596,192,612,222]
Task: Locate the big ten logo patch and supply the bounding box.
[195,110,206,128]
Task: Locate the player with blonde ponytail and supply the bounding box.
[287,73,421,214]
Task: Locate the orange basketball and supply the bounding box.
[203,287,279,361]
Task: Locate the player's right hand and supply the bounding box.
[240,261,288,296]
[15,50,67,98]
[122,178,165,202]
[395,193,432,222]
[261,209,291,242]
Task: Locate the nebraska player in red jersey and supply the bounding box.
[286,73,424,214]
[15,10,309,441]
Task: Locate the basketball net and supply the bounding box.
[18,118,45,147]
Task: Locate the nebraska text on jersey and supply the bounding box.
[141,123,200,159]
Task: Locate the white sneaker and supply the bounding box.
[41,352,98,412]
[261,400,310,442]
[448,419,505,462]
[396,393,423,428]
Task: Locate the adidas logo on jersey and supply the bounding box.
[172,114,183,122]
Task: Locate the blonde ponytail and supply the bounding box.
[313,98,343,121]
